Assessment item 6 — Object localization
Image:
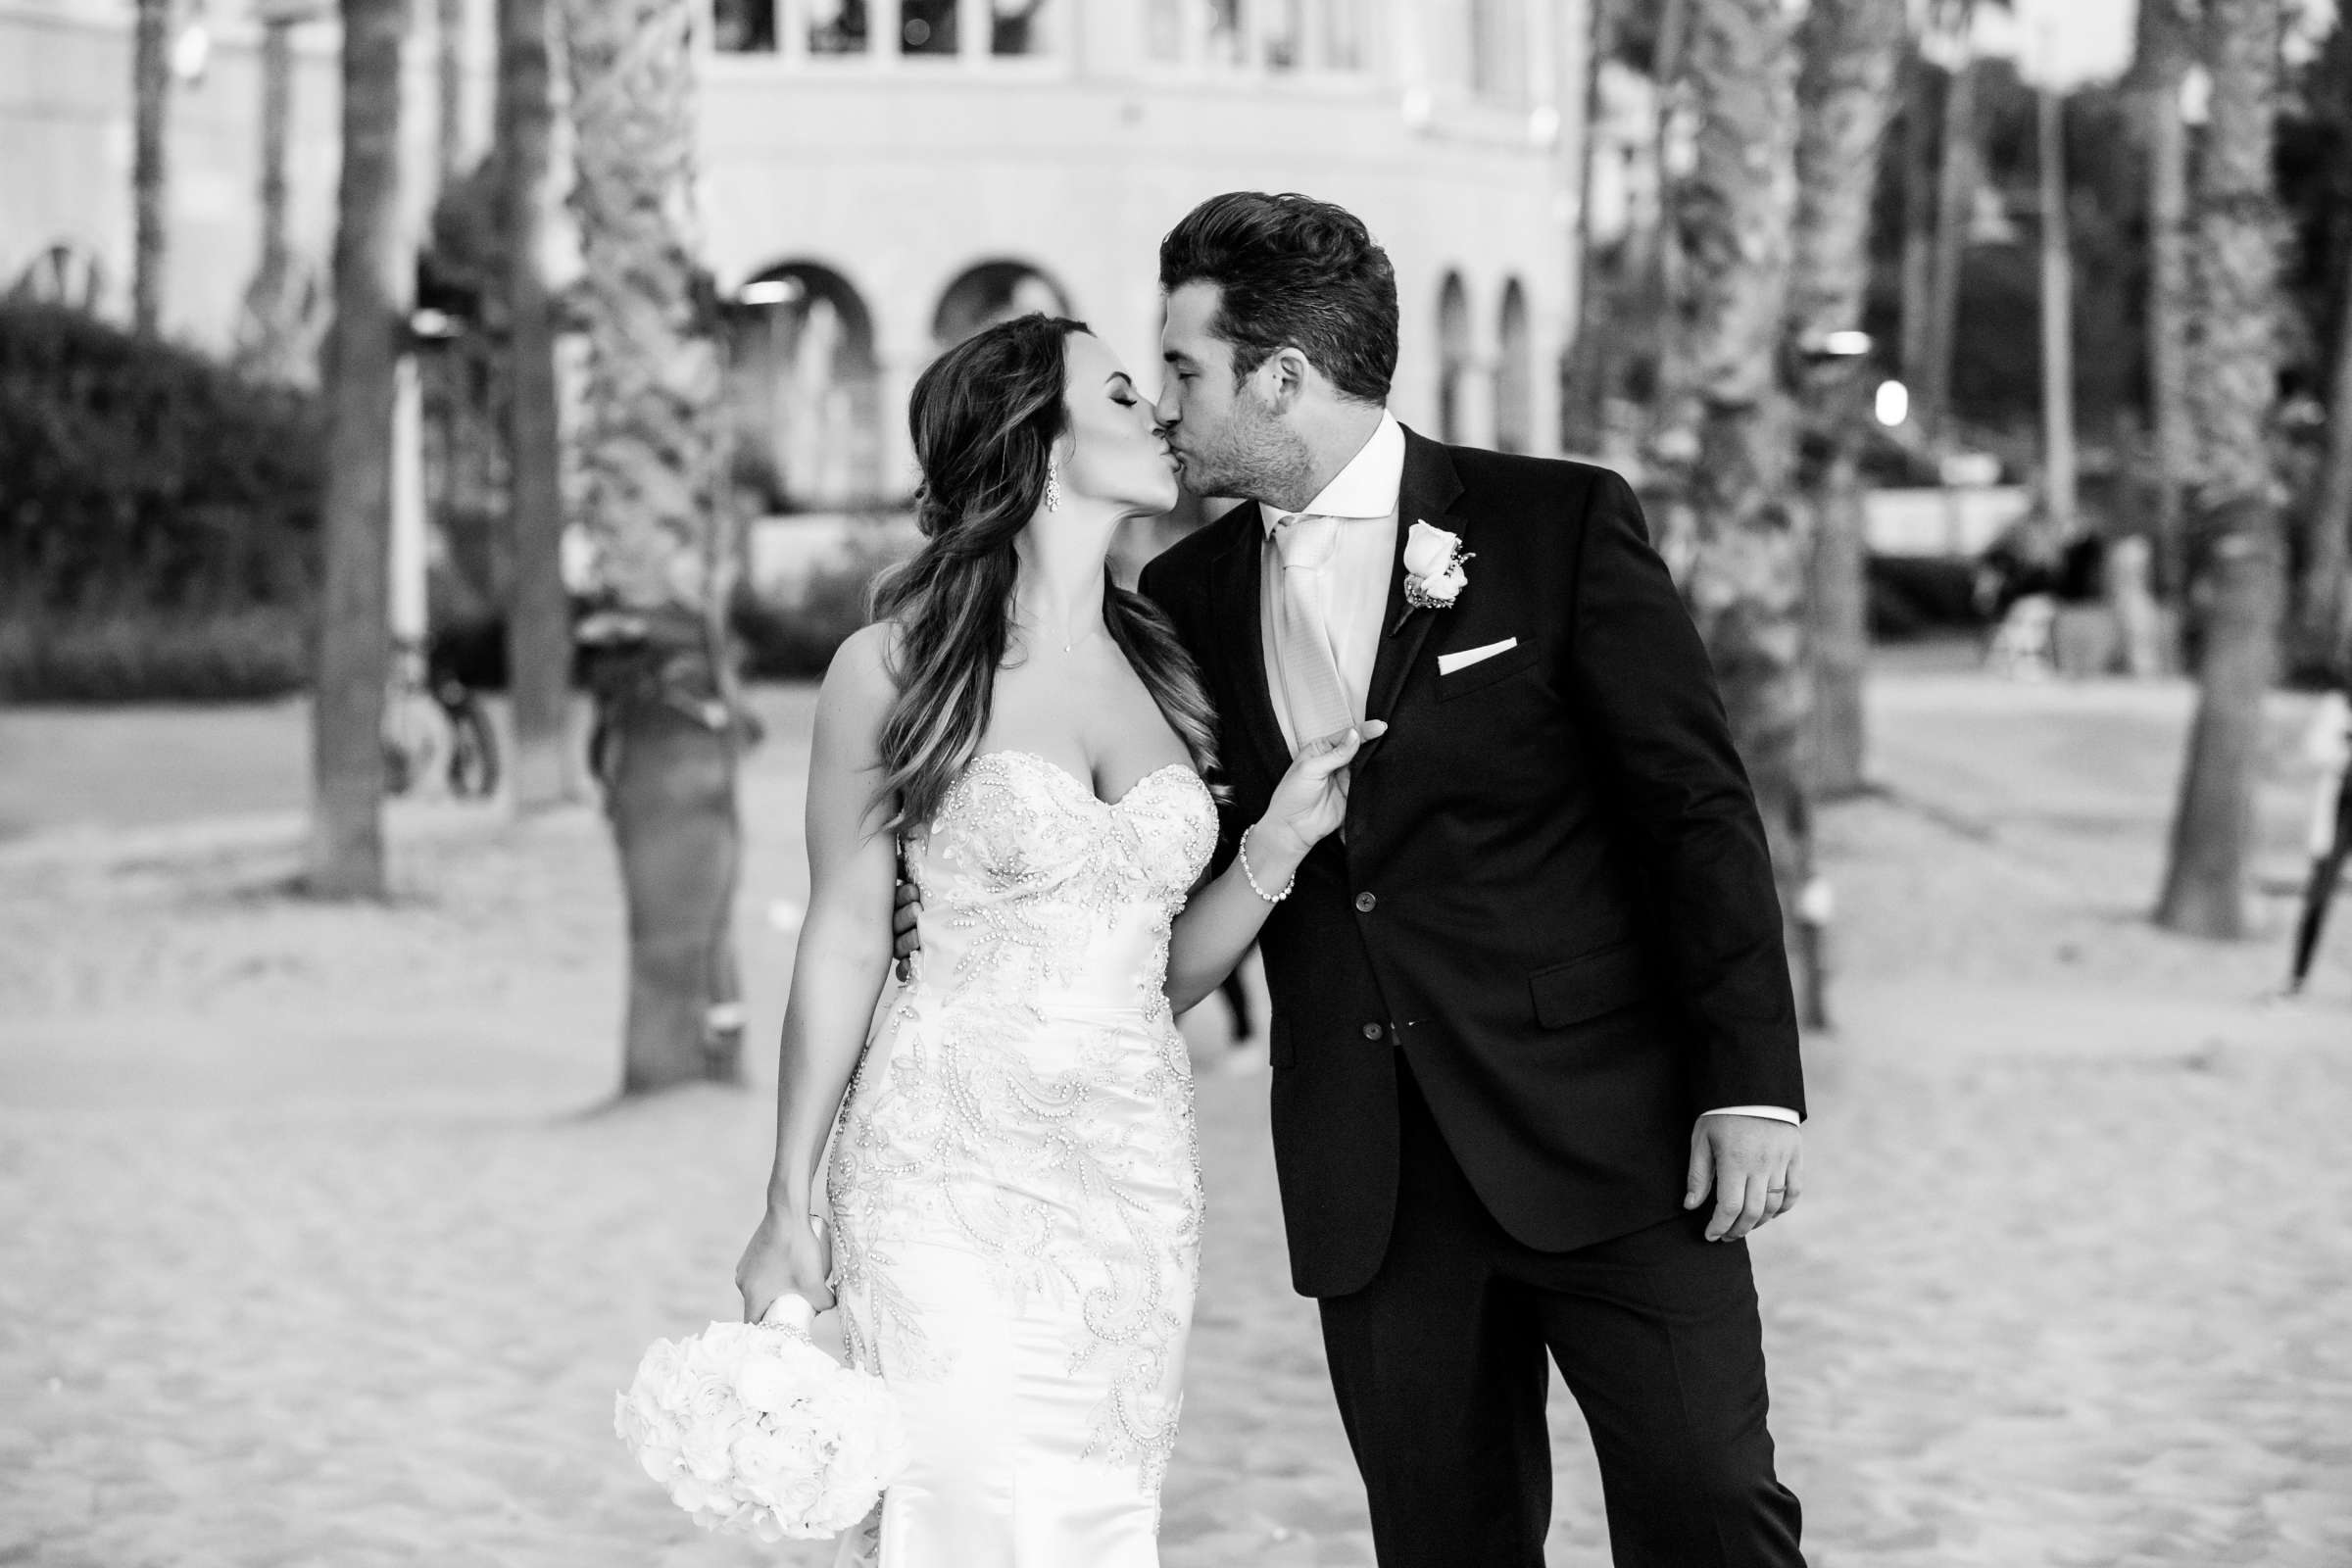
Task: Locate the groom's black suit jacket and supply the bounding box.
[1139,428,1805,1299]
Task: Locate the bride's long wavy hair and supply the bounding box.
[870,314,1219,830]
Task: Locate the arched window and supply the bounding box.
[715,1,1061,60]
[1438,271,1473,445]
[725,262,885,511]
[1495,278,1533,454]
[932,261,1074,350]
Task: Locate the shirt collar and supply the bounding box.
[1262,410,1404,535]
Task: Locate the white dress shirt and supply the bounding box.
[1251,412,1796,1130]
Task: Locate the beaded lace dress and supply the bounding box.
[825,749,1217,1568]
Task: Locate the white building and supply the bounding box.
[3,0,1592,514]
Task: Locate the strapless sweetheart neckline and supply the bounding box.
[962,748,1205,812]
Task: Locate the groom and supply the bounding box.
[914,190,1809,1566]
[1145,190,1807,1568]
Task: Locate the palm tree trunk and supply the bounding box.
[256,15,294,304]
[1921,3,1978,438]
[310,0,412,899]
[438,0,468,185]
[564,0,745,1094]
[131,0,172,334]
[2037,73,2078,532]
[1898,47,1938,384]
[1791,0,1905,801]
[2137,0,2195,600]
[236,6,312,383]
[499,0,571,811]
[2297,240,2352,671]
[1634,0,1693,414]
[1658,0,1813,1004]
[1561,0,1622,455]
[2156,0,2288,939]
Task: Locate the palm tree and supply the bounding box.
[1653,0,1814,1004]
[2155,0,2289,939]
[2298,241,2352,672]
[439,0,469,186]
[1561,0,1624,455]
[1790,0,1906,801]
[563,0,747,1093]
[1897,43,1937,385]
[311,0,412,899]
[498,0,570,811]
[235,1,321,385]
[2133,0,2198,603]
[131,0,172,334]
[1918,0,1979,437]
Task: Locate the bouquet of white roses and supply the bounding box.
[615,1296,908,1542]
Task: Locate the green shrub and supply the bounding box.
[733,535,906,680]
[0,302,324,699]
[0,603,310,702]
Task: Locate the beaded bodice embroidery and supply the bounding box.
[826,749,1217,1489]
[904,751,1215,1018]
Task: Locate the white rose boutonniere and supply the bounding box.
[1400,520,1471,613]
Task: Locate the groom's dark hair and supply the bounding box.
[1158,192,1397,405]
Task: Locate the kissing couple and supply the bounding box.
[735,190,1810,1568]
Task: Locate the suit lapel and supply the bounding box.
[1210,501,1292,787]
[1362,428,1467,734]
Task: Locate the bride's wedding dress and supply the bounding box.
[825,749,1217,1567]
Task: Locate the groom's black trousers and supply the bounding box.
[1317,1063,1805,1568]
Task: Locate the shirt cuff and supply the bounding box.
[1700,1105,1801,1125]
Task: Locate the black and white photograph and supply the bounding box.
[2,0,2349,1563]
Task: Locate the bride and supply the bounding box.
[734,313,1372,1566]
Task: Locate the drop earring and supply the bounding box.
[1044,459,1063,514]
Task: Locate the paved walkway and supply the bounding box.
[2,673,2347,1567]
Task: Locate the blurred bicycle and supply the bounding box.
[382,644,500,800]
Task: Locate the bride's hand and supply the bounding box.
[1253,720,1387,866]
[736,1205,836,1321]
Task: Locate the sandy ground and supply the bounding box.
[2,669,2348,1567]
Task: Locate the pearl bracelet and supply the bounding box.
[1239,824,1297,904]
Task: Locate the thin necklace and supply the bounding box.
[1025,609,1100,655]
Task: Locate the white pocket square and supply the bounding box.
[1438,637,1518,675]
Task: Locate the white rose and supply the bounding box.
[1423,564,1468,604]
[680,1421,736,1485]
[1401,521,1459,579]
[732,1357,799,1417]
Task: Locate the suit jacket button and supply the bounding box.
[1361,1021,1384,1040]
[1354,892,1377,912]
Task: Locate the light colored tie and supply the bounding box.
[1269,513,1357,757]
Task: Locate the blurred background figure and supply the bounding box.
[2288,679,2352,996]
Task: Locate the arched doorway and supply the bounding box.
[1494,278,1533,454]
[1437,271,1473,444]
[932,261,1075,351]
[726,261,885,512]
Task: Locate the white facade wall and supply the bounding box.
[0,0,480,357]
[1,0,1590,483]
[703,0,1590,484]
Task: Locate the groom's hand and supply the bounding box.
[1684,1114,1803,1242]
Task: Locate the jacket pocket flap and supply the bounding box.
[1530,942,1652,1028]
[1435,641,1540,700]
